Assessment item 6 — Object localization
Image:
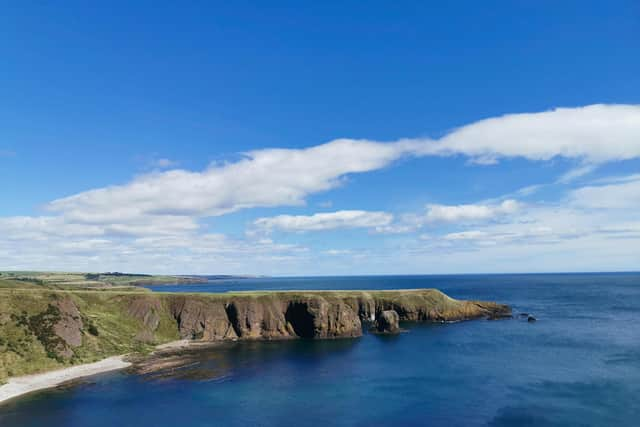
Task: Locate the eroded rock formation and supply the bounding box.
[160,289,510,342]
[376,310,400,333]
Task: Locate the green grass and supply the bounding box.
[0,289,180,384]
[0,271,204,291]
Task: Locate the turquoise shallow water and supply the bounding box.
[1,273,640,426]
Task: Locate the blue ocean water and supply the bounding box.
[1,273,639,426]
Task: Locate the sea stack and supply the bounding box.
[376,310,401,333]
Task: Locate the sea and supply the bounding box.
[1,273,639,426]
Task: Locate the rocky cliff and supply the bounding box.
[155,289,510,342]
[0,288,510,382]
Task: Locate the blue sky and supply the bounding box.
[1,1,639,275]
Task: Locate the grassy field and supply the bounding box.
[0,271,205,290]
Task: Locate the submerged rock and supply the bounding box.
[487,311,513,320]
[527,315,537,322]
[375,310,400,333]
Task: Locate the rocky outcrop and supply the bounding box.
[127,296,162,330]
[12,296,86,360]
[375,310,400,333]
[166,294,363,341]
[170,297,238,340]
[51,297,84,358]
[127,296,164,342]
[146,289,510,343]
[284,297,362,339]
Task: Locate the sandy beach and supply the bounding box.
[0,339,203,406]
[0,356,131,405]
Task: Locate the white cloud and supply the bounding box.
[2,104,640,273]
[45,104,640,228]
[374,200,521,234]
[0,219,310,274]
[514,184,544,197]
[254,210,393,233]
[324,249,352,256]
[441,226,559,245]
[569,176,640,209]
[591,173,640,185]
[374,223,420,234]
[0,216,104,241]
[425,199,520,223]
[557,164,598,183]
[48,139,404,224]
[443,230,489,241]
[414,175,640,257]
[420,104,640,163]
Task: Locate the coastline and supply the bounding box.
[0,339,204,406]
[0,288,510,407]
[0,356,131,406]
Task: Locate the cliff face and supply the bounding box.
[0,288,510,382]
[163,295,363,341]
[161,290,510,342]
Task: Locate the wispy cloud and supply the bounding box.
[425,200,520,223]
[324,249,352,256]
[557,163,598,184]
[253,210,393,233]
[150,158,177,169]
[569,175,640,209]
